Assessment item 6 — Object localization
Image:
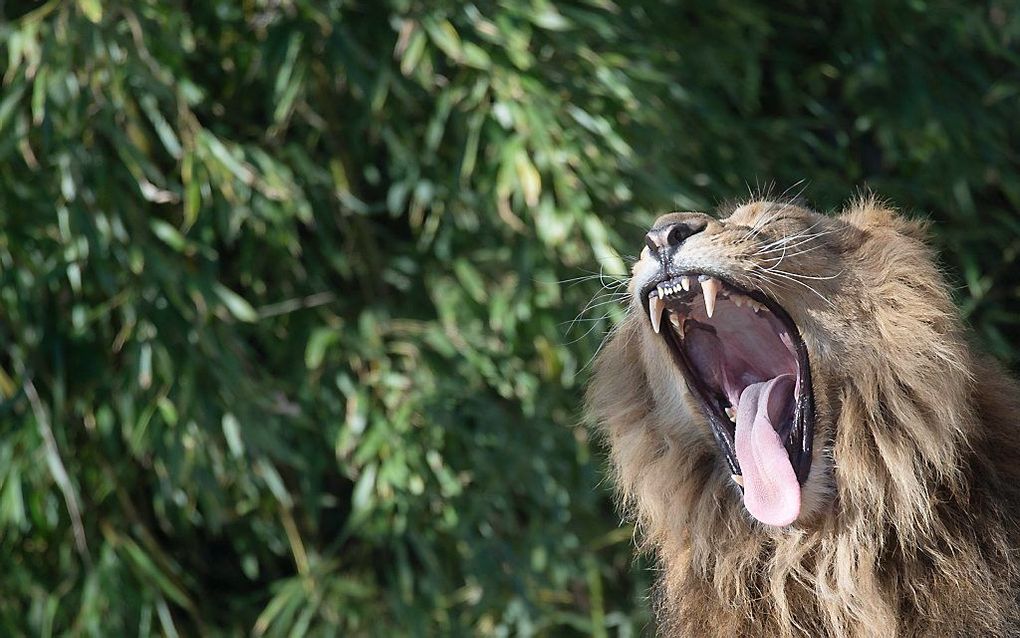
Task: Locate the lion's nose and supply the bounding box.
[644,218,707,253]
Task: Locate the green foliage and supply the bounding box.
[0,0,1017,635]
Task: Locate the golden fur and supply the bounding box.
[587,198,1020,636]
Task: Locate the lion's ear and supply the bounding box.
[840,197,930,241]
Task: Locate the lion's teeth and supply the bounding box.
[731,474,744,487]
[725,406,736,422]
[671,312,685,337]
[649,294,665,334]
[701,277,720,318]
[680,276,691,291]
[732,295,745,308]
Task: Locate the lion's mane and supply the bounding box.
[587,198,1020,637]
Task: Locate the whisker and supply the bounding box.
[749,267,835,308]
[551,274,608,285]
[754,242,834,261]
[777,179,810,206]
[754,237,832,257]
[555,271,631,287]
[580,296,631,309]
[742,201,791,243]
[755,221,835,252]
[563,313,618,345]
[760,265,845,281]
[559,316,615,326]
[565,292,630,335]
[579,315,637,375]
[754,222,824,269]
[746,270,808,302]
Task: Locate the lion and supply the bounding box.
[586,197,1020,637]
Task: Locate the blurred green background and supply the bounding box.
[1,0,1018,635]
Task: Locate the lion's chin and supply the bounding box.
[643,273,815,527]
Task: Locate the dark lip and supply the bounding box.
[639,272,815,485]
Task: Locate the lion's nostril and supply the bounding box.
[665,225,688,247]
[645,219,707,253]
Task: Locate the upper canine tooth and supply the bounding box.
[701,277,720,318]
[680,276,691,291]
[649,294,665,334]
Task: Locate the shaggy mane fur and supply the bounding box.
[587,198,1020,636]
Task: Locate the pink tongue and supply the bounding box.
[734,374,800,526]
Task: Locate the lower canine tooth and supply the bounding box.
[649,294,665,334]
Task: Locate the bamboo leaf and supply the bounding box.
[213,284,259,322]
[78,0,102,23]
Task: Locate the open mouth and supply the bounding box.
[642,273,814,526]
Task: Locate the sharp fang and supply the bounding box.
[680,276,691,291]
[725,406,736,422]
[701,277,720,318]
[671,312,685,337]
[649,294,665,334]
[731,474,744,487]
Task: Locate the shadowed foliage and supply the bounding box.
[0,0,1016,635]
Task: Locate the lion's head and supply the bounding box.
[588,197,1020,636]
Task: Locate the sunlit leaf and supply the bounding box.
[78,0,102,24]
[213,284,259,322]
